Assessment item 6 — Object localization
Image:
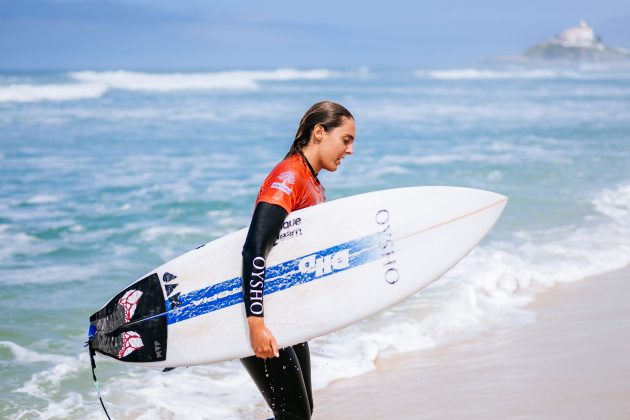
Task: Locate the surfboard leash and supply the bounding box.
[86,338,112,420]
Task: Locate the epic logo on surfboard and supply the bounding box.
[298,249,350,278]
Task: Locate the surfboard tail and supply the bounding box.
[88,273,169,363]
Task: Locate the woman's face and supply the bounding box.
[318,117,355,172]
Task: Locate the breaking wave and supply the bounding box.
[0,341,73,365]
[0,83,107,103]
[68,68,334,92]
[415,64,630,80]
[0,68,336,103]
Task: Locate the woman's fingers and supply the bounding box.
[254,344,273,359]
[254,338,278,359]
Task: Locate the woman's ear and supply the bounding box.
[312,124,326,143]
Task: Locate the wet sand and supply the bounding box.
[314,265,630,419]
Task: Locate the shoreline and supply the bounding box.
[313,265,630,419]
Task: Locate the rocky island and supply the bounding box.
[524,21,630,62]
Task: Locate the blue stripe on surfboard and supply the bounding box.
[165,234,380,325]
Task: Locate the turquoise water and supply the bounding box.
[1,67,629,418]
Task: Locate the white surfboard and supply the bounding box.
[88,186,507,367]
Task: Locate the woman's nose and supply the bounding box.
[346,143,354,155]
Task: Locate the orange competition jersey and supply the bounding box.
[256,154,326,213]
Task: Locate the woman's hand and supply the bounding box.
[247,317,280,359]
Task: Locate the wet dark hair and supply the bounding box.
[285,101,354,159]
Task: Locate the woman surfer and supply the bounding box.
[240,101,355,419]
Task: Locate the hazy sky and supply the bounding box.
[1,0,629,70]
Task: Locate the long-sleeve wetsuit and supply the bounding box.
[240,152,324,419]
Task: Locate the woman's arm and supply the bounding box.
[242,201,288,358]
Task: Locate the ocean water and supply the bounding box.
[1,66,629,419]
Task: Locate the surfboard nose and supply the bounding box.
[456,186,508,206]
[484,190,508,206]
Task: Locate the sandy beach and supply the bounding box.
[314,265,630,419]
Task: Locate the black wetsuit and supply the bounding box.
[241,202,314,420]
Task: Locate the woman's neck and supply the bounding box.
[300,146,321,174]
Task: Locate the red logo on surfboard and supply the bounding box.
[118,289,143,322]
[118,331,144,358]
